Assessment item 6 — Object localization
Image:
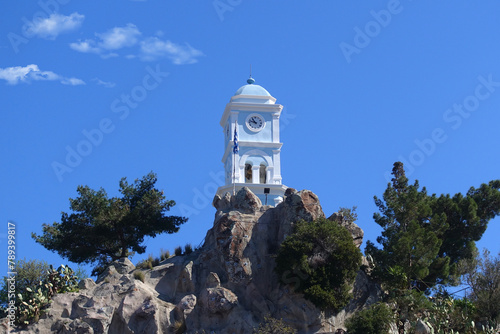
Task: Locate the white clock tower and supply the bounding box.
[216,77,287,206]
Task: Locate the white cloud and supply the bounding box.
[92,78,116,88]
[140,37,204,64]
[0,65,85,86]
[70,25,203,65]
[69,39,101,54]
[96,24,141,50]
[61,77,86,86]
[27,12,84,40]
[70,24,140,58]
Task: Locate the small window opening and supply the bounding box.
[245,163,252,183]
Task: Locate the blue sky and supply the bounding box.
[1,1,499,285]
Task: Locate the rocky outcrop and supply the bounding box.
[10,188,381,334]
[328,212,364,248]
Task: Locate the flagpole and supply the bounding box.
[232,120,238,196]
[233,151,236,196]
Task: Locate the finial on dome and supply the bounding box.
[247,64,255,84]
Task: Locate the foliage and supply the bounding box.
[74,265,89,281]
[253,316,297,334]
[184,243,193,255]
[32,172,187,276]
[421,295,499,334]
[345,303,394,334]
[338,206,358,222]
[0,258,50,309]
[275,218,362,311]
[366,162,500,293]
[462,249,500,323]
[160,248,170,261]
[133,271,145,283]
[174,246,183,256]
[136,254,155,270]
[393,289,433,331]
[17,264,79,325]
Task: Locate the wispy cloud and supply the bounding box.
[0,65,85,86]
[92,78,116,88]
[70,24,140,58]
[96,24,141,50]
[70,25,203,64]
[140,37,204,64]
[69,40,101,54]
[26,12,84,40]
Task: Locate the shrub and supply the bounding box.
[345,303,394,334]
[133,271,145,283]
[0,258,50,312]
[184,243,193,255]
[160,248,170,261]
[421,295,500,334]
[136,255,154,270]
[74,266,88,280]
[136,253,164,269]
[463,249,500,323]
[17,264,79,325]
[253,316,297,334]
[174,246,183,256]
[275,218,362,311]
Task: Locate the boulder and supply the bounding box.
[200,287,238,315]
[232,187,262,213]
[177,294,197,315]
[175,261,195,294]
[206,272,221,288]
[96,265,120,284]
[110,258,135,274]
[212,192,232,212]
[78,278,96,290]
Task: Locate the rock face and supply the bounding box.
[328,212,364,248]
[10,188,381,334]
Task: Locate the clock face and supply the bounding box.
[246,114,265,132]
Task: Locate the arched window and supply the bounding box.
[259,163,267,184]
[245,163,252,183]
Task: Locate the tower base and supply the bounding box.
[216,183,287,207]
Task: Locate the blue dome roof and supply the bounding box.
[234,77,271,97]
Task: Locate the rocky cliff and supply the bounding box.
[9,188,381,334]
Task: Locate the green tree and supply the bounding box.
[432,180,500,277]
[345,303,394,334]
[463,249,500,323]
[366,162,500,293]
[275,218,362,311]
[32,172,187,275]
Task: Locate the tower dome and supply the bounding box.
[234,77,271,97]
[231,77,276,104]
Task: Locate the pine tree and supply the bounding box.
[32,172,187,275]
[366,162,500,293]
